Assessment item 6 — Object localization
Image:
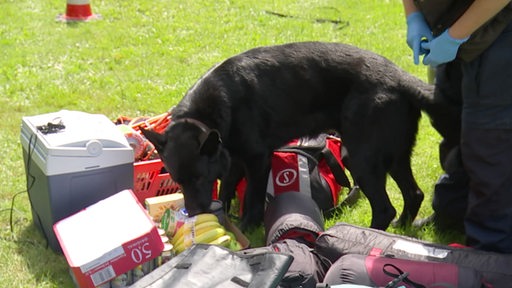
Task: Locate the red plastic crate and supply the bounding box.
[133,159,181,204]
[128,112,219,204]
[133,158,219,204]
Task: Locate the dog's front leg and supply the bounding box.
[219,159,245,216]
[240,154,271,232]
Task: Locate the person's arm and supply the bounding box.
[402,0,432,64]
[422,0,511,66]
[402,0,419,17]
[449,0,511,39]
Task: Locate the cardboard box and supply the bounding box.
[54,190,164,288]
[144,193,185,222]
[223,215,250,250]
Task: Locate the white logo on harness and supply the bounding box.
[275,169,297,187]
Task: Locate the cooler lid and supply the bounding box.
[21,110,130,157]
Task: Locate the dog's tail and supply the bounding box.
[398,72,435,110]
[401,73,461,145]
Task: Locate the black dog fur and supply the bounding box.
[141,42,460,231]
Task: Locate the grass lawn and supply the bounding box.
[0,0,463,287]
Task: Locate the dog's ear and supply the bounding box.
[140,127,167,152]
[200,130,222,157]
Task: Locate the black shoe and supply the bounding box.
[413,213,465,234]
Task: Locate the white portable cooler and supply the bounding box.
[20,110,134,252]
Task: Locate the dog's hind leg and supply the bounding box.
[342,136,396,230]
[350,166,397,230]
[389,158,424,227]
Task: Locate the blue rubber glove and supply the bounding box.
[406,12,433,65]
[421,29,469,67]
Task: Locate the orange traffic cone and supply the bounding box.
[56,0,101,22]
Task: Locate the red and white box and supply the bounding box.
[54,189,164,288]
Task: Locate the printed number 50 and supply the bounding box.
[131,243,152,263]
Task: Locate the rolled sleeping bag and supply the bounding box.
[315,222,512,287]
[322,253,486,288]
[264,191,325,246]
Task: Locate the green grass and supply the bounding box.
[1,0,463,287]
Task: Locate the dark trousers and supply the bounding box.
[462,129,512,252]
[430,62,468,233]
[461,22,512,253]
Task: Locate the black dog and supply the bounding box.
[141,42,459,231]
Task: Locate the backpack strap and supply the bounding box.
[320,144,351,188]
[383,263,426,288]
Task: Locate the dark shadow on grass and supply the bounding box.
[14,220,74,287]
[400,218,466,246]
[430,228,466,245]
[264,7,350,30]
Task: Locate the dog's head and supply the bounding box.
[140,119,230,216]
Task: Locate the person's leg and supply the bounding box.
[462,128,512,252]
[414,61,468,232]
[434,61,463,164]
[431,146,468,233]
[461,22,512,253]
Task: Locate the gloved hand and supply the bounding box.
[406,12,432,65]
[421,29,469,67]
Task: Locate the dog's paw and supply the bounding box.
[370,209,396,230]
[240,219,253,233]
[240,217,260,233]
[391,218,408,228]
[392,213,417,228]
